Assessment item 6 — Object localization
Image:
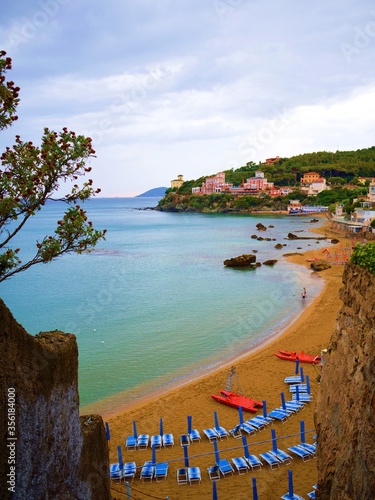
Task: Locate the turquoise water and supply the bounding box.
[1,198,325,412]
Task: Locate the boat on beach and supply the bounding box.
[211,390,263,412]
[274,349,321,364]
[210,365,263,412]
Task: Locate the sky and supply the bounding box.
[1,0,375,196]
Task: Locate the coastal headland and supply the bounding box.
[106,222,346,499]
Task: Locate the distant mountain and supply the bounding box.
[137,187,167,197]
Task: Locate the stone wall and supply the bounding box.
[315,263,375,499]
[0,299,111,500]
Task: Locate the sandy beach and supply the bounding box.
[106,224,346,499]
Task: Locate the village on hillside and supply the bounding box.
[169,157,375,234]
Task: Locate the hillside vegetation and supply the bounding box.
[157,147,374,213]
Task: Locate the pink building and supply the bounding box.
[242,170,274,191]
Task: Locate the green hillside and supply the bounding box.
[157,147,374,213]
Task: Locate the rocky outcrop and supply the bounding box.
[223,254,256,267]
[0,299,111,500]
[310,260,332,272]
[256,222,267,231]
[315,264,375,499]
[263,259,277,266]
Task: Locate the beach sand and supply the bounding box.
[106,226,346,500]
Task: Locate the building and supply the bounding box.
[300,172,321,184]
[242,170,274,191]
[171,174,184,189]
[192,170,275,195]
[368,178,375,203]
[263,156,281,165]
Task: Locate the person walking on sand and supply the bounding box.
[301,287,307,299]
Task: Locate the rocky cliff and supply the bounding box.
[0,299,111,500]
[315,263,375,499]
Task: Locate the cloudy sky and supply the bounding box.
[1,0,375,196]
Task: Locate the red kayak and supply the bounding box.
[211,390,263,412]
[274,349,321,364]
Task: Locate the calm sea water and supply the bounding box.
[1,197,325,412]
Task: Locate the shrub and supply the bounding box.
[350,243,375,274]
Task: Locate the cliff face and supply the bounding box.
[315,263,375,499]
[0,299,111,500]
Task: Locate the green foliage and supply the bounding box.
[371,219,375,229]
[0,51,106,282]
[350,243,375,274]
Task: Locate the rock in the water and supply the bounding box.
[263,259,277,266]
[310,260,331,271]
[331,239,340,244]
[256,223,267,231]
[224,254,257,267]
[274,243,283,249]
[251,234,258,239]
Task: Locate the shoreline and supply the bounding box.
[105,222,346,499]
[82,273,323,420]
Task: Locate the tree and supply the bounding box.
[0,51,106,282]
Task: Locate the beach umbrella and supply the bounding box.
[252,477,258,500]
[126,482,131,499]
[295,386,300,401]
[151,444,157,465]
[238,406,244,426]
[241,434,250,460]
[214,411,220,430]
[262,400,268,418]
[187,415,192,434]
[159,417,164,437]
[306,375,311,394]
[295,359,300,374]
[132,420,138,439]
[300,366,305,382]
[212,480,218,500]
[213,439,220,465]
[117,445,123,470]
[271,428,277,453]
[280,392,287,410]
[287,469,294,497]
[105,422,110,441]
[300,420,306,444]
[183,444,189,467]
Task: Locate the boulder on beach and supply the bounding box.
[224,254,256,267]
[310,260,332,271]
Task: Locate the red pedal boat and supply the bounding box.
[274,349,321,364]
[211,390,263,413]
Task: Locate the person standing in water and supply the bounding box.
[301,287,307,299]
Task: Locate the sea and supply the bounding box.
[1,197,326,414]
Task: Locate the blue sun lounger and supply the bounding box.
[137,434,149,450]
[267,409,290,423]
[232,457,249,474]
[269,448,293,464]
[203,428,219,442]
[150,435,162,449]
[287,445,313,461]
[260,451,282,469]
[109,463,123,482]
[188,466,201,484]
[155,462,168,481]
[123,462,137,482]
[189,428,201,442]
[218,459,234,477]
[140,462,154,482]
[244,454,263,470]
[207,465,220,481]
[125,435,137,451]
[176,467,188,484]
[180,433,190,447]
[162,433,174,447]
[245,417,266,430]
